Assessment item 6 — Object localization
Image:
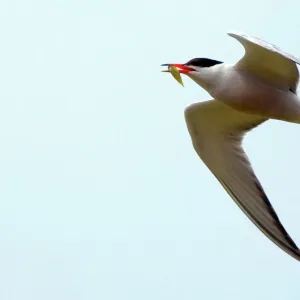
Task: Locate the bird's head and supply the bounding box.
[162,58,223,88]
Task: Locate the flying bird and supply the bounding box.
[162,32,300,262]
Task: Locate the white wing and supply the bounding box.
[228,31,300,93]
[185,99,300,261]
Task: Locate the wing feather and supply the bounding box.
[228,31,299,93]
[185,99,300,261]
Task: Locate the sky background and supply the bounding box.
[1,0,300,299]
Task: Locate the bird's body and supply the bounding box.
[162,32,300,261]
[189,63,300,123]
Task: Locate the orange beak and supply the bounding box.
[161,64,194,74]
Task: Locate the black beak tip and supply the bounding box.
[161,64,169,66]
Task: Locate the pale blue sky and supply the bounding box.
[1,0,300,299]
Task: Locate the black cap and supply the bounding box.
[185,58,223,68]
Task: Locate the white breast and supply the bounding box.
[188,65,300,123]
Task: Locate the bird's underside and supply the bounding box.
[184,99,300,261]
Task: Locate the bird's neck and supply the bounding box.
[187,64,226,94]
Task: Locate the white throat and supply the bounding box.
[187,64,226,93]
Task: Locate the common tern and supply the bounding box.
[162,32,300,261]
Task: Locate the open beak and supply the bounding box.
[161,64,194,74]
